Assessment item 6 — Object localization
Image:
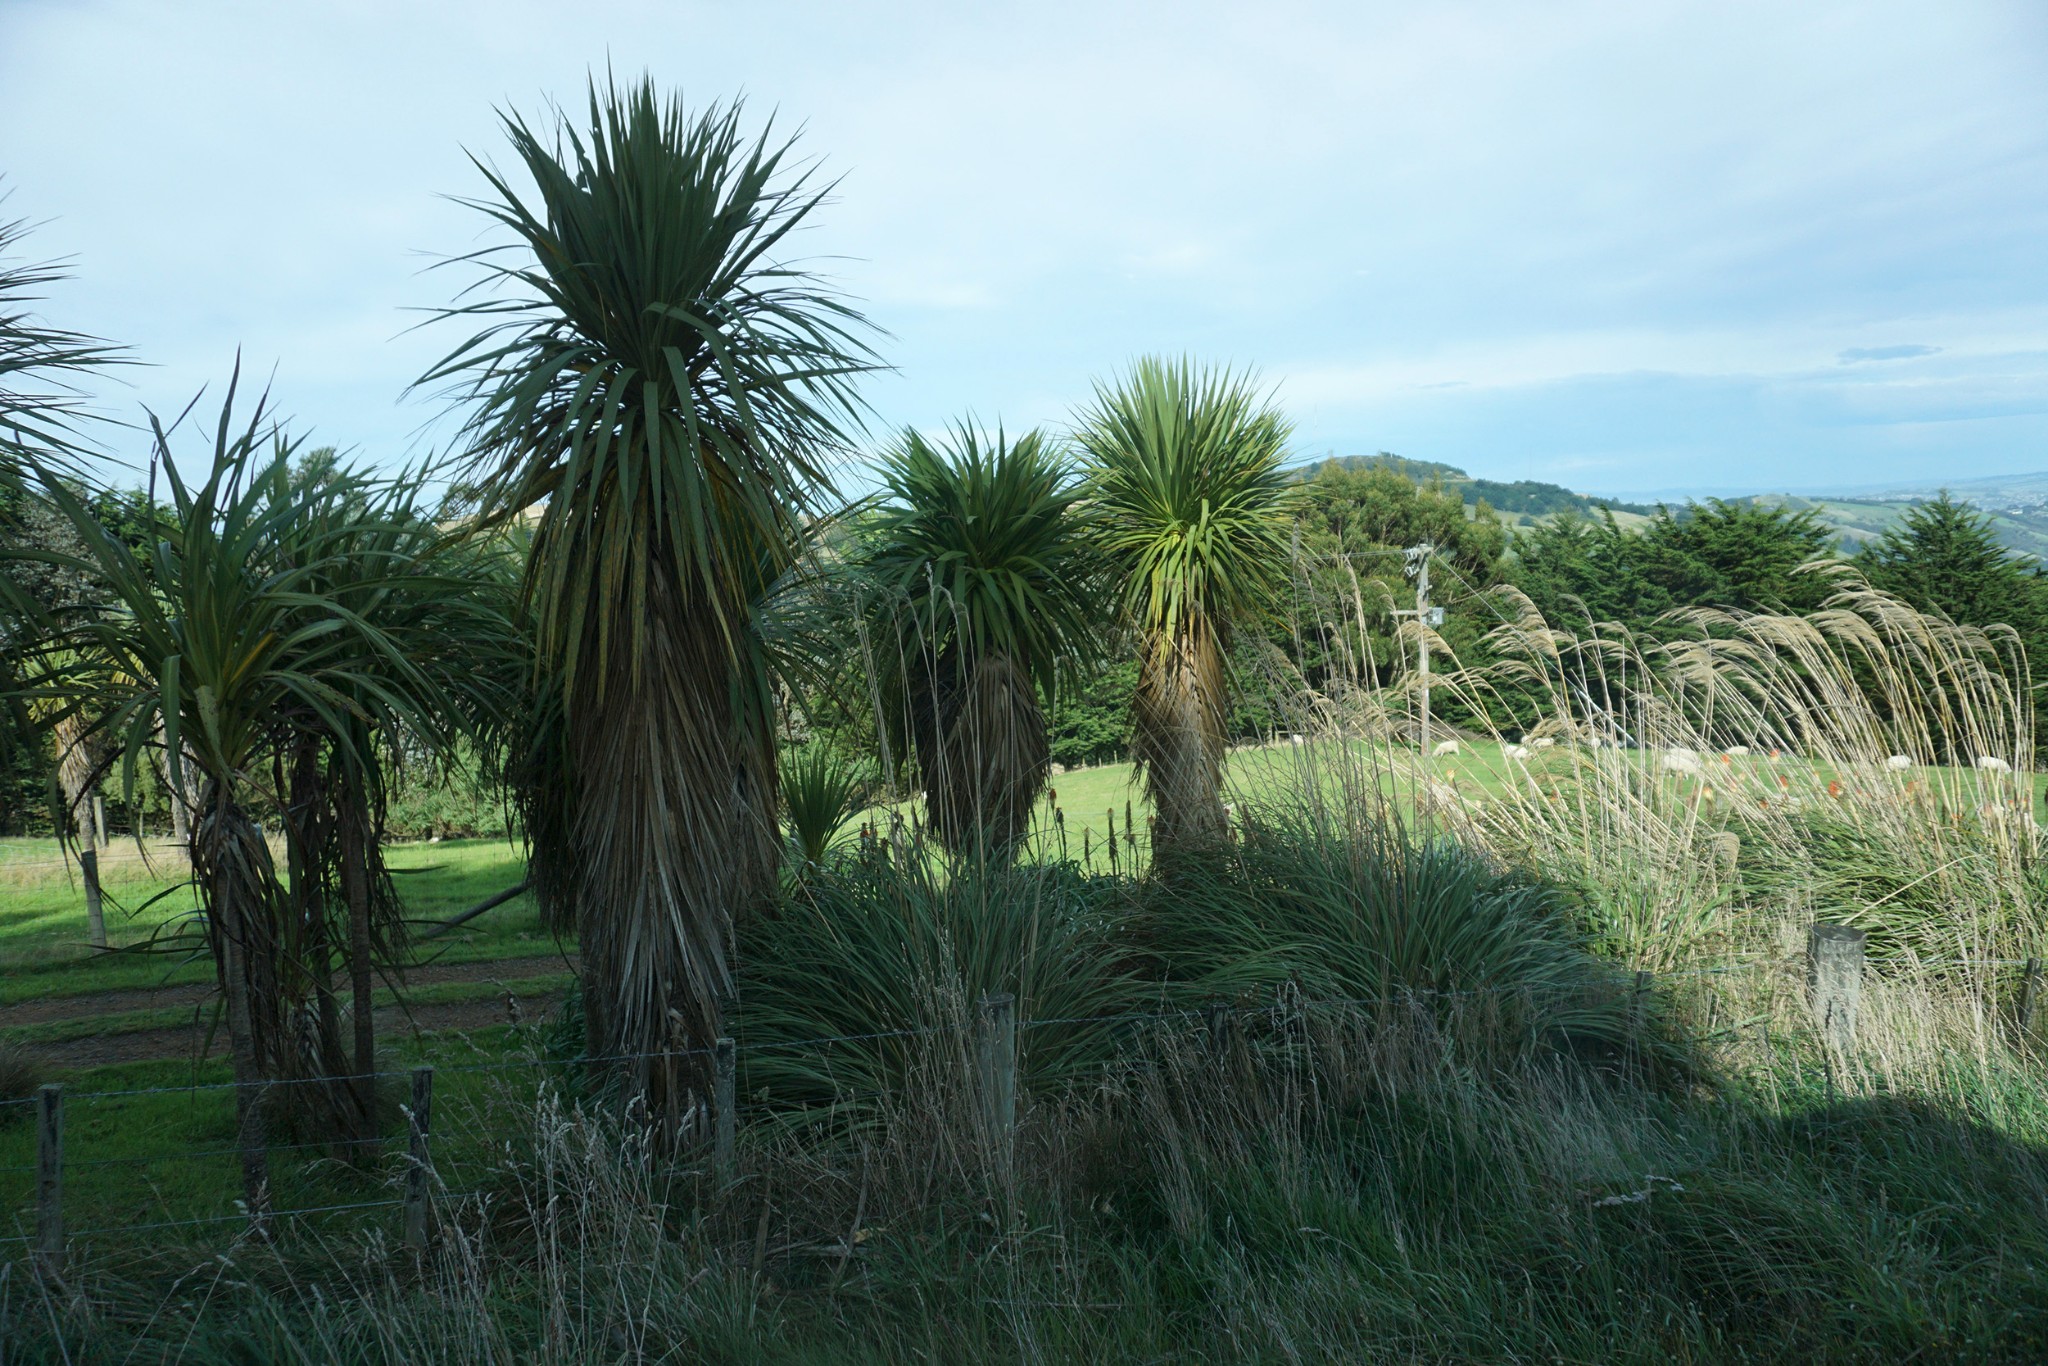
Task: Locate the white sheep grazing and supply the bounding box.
[1723,745,1751,757]
[1976,755,2013,773]
[1661,750,1704,776]
[1290,733,1305,746]
[1885,754,1914,771]
[1505,744,1532,761]
[1432,739,1461,757]
[1529,737,1557,750]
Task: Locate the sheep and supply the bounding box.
[1432,739,1461,757]
[1660,749,1703,776]
[1976,755,2013,773]
[1505,744,1532,761]
[1884,754,1913,771]
[1528,737,1557,750]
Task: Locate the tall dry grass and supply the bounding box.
[1276,567,2044,974]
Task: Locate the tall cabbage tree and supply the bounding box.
[1073,358,1296,853]
[860,425,1096,858]
[424,79,875,1118]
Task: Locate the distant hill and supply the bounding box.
[1744,493,2048,562]
[1299,454,1655,522]
[1297,455,2048,560]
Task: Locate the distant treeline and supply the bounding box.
[1299,452,1655,518]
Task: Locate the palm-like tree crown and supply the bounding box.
[423,78,876,691]
[865,424,1095,704]
[1073,357,1297,852]
[1076,357,1296,648]
[860,424,1097,855]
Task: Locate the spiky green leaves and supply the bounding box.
[1073,357,1298,851]
[864,424,1098,708]
[424,77,879,698]
[858,424,1099,856]
[0,210,123,481]
[1073,357,1297,651]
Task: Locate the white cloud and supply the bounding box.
[1,0,2043,489]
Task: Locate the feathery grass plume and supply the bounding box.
[857,423,1098,859]
[423,76,879,1125]
[1074,357,1297,857]
[1414,569,2041,969]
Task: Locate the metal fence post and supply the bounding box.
[35,1084,62,1279]
[1807,924,1866,1057]
[976,993,1017,1175]
[405,1066,434,1249]
[714,1036,737,1181]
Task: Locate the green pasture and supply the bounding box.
[7,741,2045,1011]
[0,1026,565,1249]
[0,839,548,1006]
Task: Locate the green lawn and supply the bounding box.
[0,838,547,1006]
[0,1025,564,1249]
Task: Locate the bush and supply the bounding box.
[733,847,1154,1114]
[1140,799,1677,1067]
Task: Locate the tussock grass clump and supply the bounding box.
[732,847,1154,1115]
[1142,799,1683,1071]
[0,1042,44,1123]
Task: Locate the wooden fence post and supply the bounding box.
[1807,924,1866,1057]
[405,1066,434,1249]
[714,1036,737,1181]
[35,1084,61,1280]
[976,993,1017,1175]
[2019,957,2042,1037]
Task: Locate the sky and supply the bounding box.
[2,0,2045,499]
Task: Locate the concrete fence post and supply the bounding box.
[1807,924,1866,1057]
[976,993,1017,1175]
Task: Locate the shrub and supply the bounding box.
[1140,798,1675,1067]
[732,848,1153,1115]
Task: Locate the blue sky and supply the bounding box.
[3,0,2045,498]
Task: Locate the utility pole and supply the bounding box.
[1393,544,1443,753]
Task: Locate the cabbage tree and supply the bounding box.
[424,79,875,1118]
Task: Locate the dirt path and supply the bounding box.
[24,990,573,1070]
[0,954,578,1032]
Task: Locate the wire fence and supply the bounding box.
[4,941,2041,1261]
